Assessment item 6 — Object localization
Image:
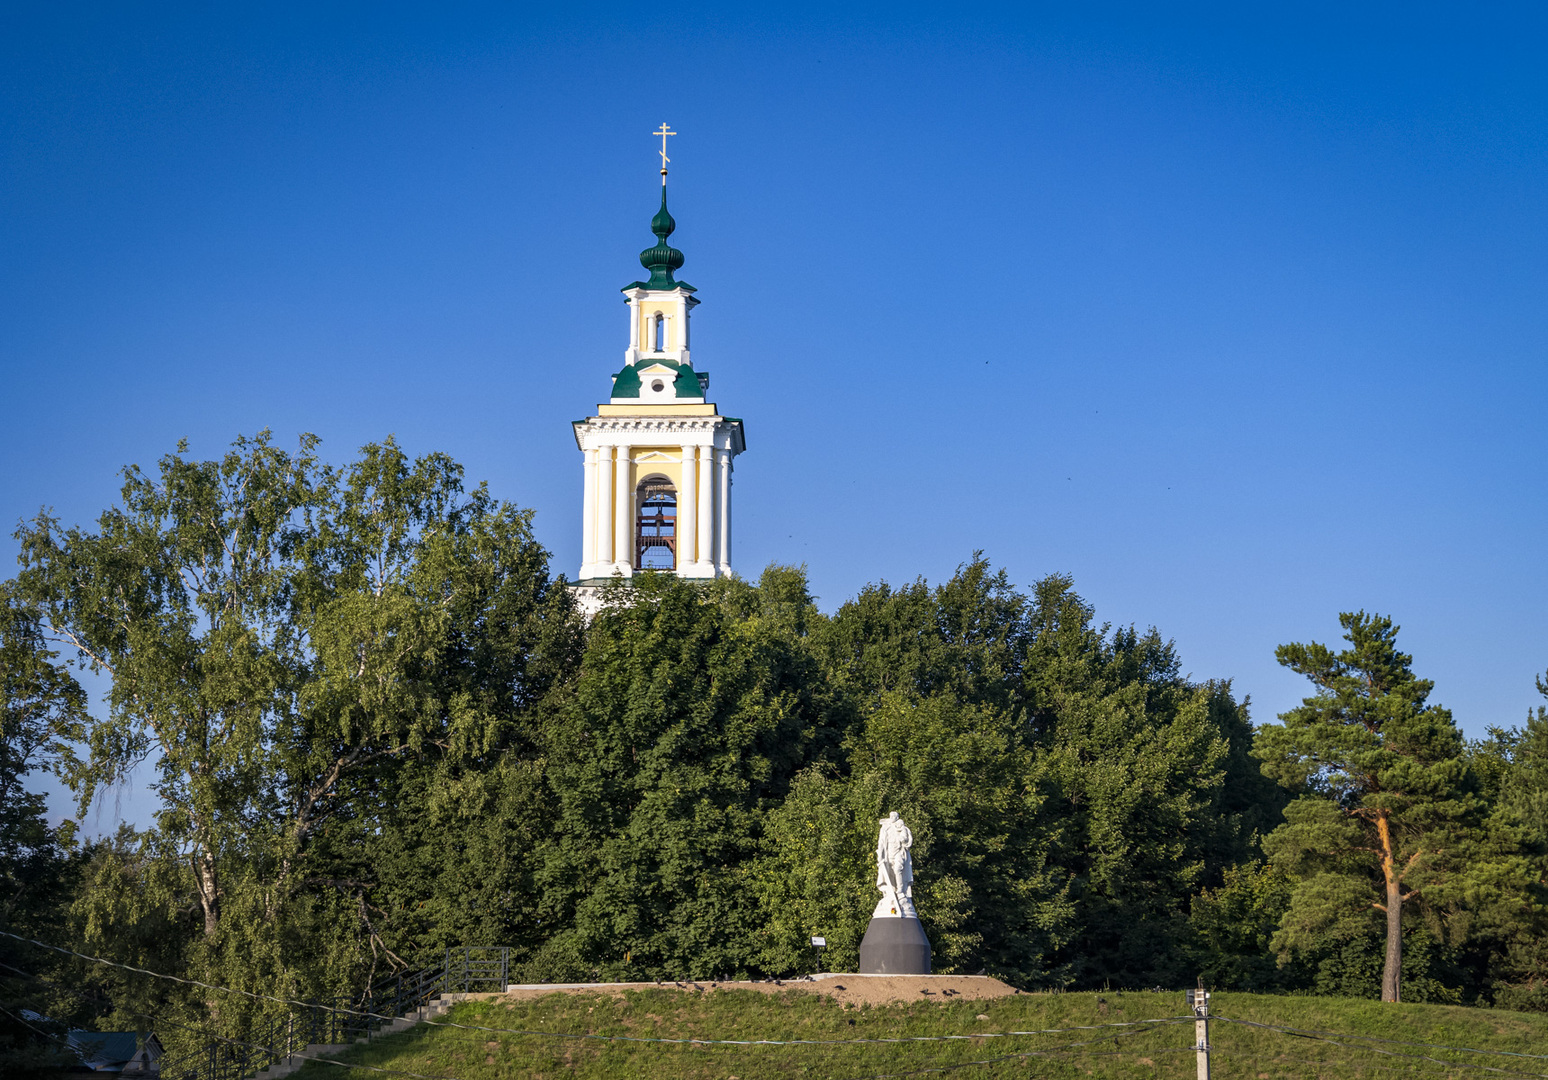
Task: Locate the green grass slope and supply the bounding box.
[298,989,1548,1079]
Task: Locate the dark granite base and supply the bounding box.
[858,916,932,974]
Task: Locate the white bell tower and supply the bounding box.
[571,132,745,609]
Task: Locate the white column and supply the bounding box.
[614,444,632,573]
[581,447,598,578]
[678,444,697,571]
[594,446,613,570]
[716,447,732,573]
[697,444,714,576]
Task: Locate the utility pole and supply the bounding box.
[1187,980,1211,1080]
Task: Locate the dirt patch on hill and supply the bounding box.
[496,973,1018,1008]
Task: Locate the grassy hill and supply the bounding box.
[293,987,1548,1079]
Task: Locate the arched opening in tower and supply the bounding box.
[635,477,677,570]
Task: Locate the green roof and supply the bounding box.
[609,357,707,399]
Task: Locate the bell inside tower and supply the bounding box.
[635,477,677,569]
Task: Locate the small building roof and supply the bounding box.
[66,1030,160,1072]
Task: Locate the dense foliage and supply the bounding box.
[2,435,1546,1070]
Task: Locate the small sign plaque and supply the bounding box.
[811,936,827,948]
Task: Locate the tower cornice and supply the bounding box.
[572,414,745,454]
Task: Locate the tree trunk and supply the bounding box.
[1377,814,1402,1003]
[1383,873,1403,1002]
[194,845,223,1022]
[197,846,220,938]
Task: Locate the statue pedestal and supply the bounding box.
[858,916,932,974]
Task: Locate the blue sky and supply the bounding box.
[3,3,1546,831]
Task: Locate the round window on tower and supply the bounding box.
[651,379,665,392]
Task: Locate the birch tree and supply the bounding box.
[8,432,576,996]
[13,432,314,940]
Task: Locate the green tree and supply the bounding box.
[6,433,574,1047]
[357,755,554,958]
[270,435,579,975]
[62,827,198,1037]
[12,433,318,944]
[757,691,1069,980]
[1256,612,1480,1003]
[817,554,1028,714]
[791,563,1274,989]
[1023,575,1269,988]
[767,558,1070,983]
[1185,862,1300,992]
[0,590,86,1077]
[1471,677,1548,1010]
[536,569,836,980]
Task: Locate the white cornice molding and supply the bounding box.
[578,415,722,432]
[624,286,700,306]
[573,415,744,452]
[572,415,745,452]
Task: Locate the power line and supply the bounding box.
[1214,1017,1548,1080]
[838,1018,1186,1078]
[0,928,366,1017]
[1215,1015,1548,1064]
[41,924,1540,1075]
[19,927,1545,1079]
[0,929,1195,1049]
[127,1003,460,1080]
[848,1044,1195,1079]
[0,958,460,1080]
[1216,1049,1548,1080]
[0,1000,72,1047]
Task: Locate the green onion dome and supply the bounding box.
[639,188,686,289]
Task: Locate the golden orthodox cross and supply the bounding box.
[654,123,676,183]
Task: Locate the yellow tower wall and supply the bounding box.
[638,303,682,351]
[628,447,685,493]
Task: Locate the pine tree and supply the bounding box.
[1256,612,1479,1002]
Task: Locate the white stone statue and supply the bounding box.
[873,811,917,919]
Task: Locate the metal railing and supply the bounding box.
[160,947,514,1080]
[444,946,510,994]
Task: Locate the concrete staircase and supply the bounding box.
[253,993,472,1079]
